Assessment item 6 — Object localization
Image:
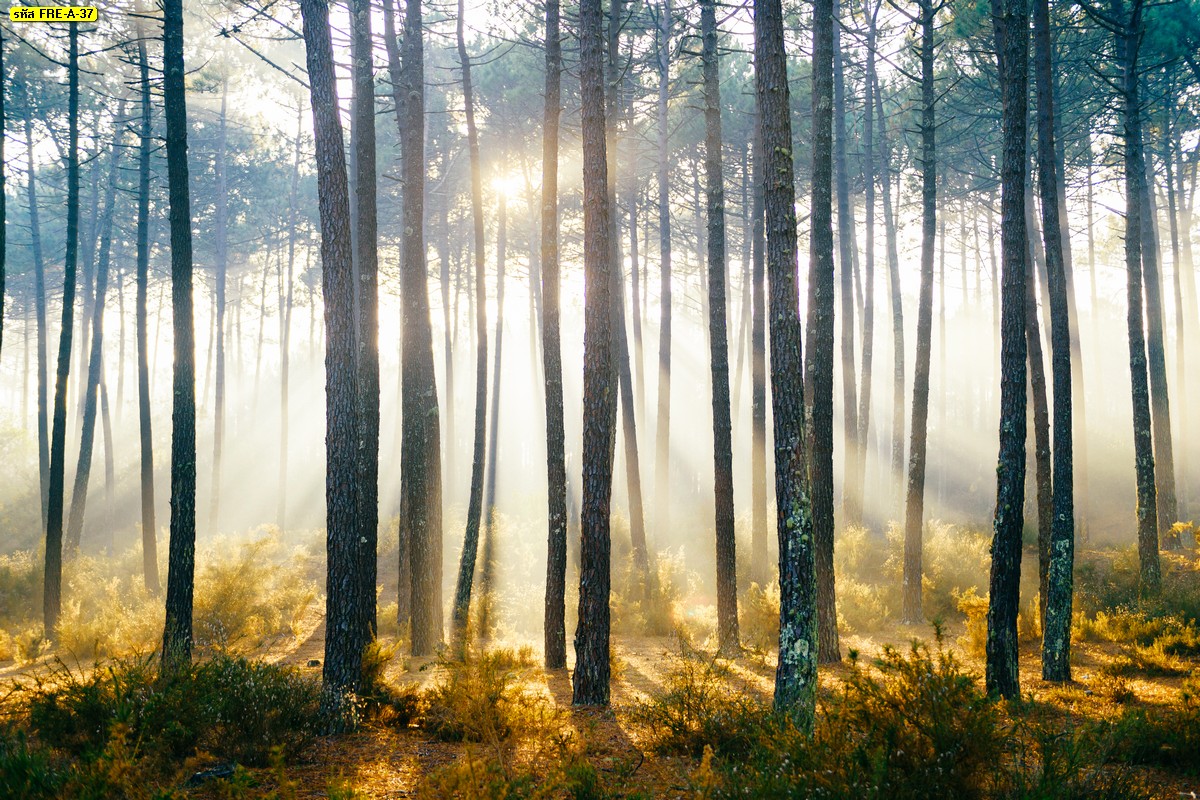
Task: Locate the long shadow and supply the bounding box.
[543,667,648,785]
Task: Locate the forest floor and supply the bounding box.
[161,610,1198,799]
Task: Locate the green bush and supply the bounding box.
[24,654,320,768]
[631,640,767,758]
[0,727,65,799]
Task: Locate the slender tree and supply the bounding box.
[43,25,81,638]
[351,0,380,643]
[986,0,1030,700]
[759,0,818,730]
[700,0,738,653]
[541,0,568,670]
[210,77,228,532]
[135,15,160,595]
[750,105,768,584]
[25,99,50,533]
[901,0,939,625]
[161,0,199,668]
[805,0,841,664]
[573,0,617,707]
[1034,0,1074,682]
[654,0,673,538]
[451,0,490,646]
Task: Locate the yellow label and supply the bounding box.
[9,5,97,22]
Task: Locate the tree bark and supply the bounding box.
[161,3,198,669]
[805,0,841,666]
[43,26,81,638]
[541,0,568,670]
[351,0,380,641]
[902,0,938,626]
[654,0,673,540]
[700,0,739,654]
[399,0,445,655]
[987,0,1029,700]
[25,97,50,534]
[760,0,818,730]
[1033,0,1074,682]
[750,104,768,584]
[135,22,159,593]
[451,0,490,647]
[573,0,617,707]
[1113,0,1160,594]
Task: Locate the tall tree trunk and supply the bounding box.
[759,0,818,729]
[986,0,1029,700]
[541,0,568,670]
[1025,217,1052,628]
[805,0,841,665]
[700,0,738,653]
[1113,0,1160,593]
[750,105,768,584]
[450,0,489,645]
[606,0,649,579]
[210,78,228,532]
[66,101,125,553]
[479,190,508,640]
[380,0,412,631]
[43,26,81,638]
[1034,0,1074,682]
[135,19,159,594]
[873,57,904,519]
[161,1,199,669]
[25,100,50,533]
[901,0,937,625]
[351,0,380,642]
[857,0,881,521]
[300,0,366,723]
[1139,117,1178,540]
[833,0,860,533]
[654,0,673,540]
[398,0,444,655]
[573,0,617,707]
[0,26,5,364]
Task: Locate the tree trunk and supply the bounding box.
[352,0,381,641]
[301,0,367,723]
[25,99,50,534]
[398,0,445,655]
[66,100,125,554]
[902,0,937,626]
[43,26,81,638]
[1139,119,1178,540]
[380,0,411,631]
[479,190,508,640]
[654,0,673,540]
[1114,0,1160,594]
[135,20,159,593]
[873,56,904,519]
[700,0,739,653]
[541,0,568,670]
[986,0,1029,700]
[857,0,880,523]
[1033,0,1074,682]
[450,0,489,646]
[161,2,199,669]
[833,0,860,533]
[750,104,768,584]
[573,0,617,707]
[805,0,841,666]
[279,103,302,532]
[760,0,818,730]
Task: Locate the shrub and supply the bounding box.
[631,641,767,758]
[997,720,1153,800]
[612,547,684,637]
[24,654,320,768]
[738,582,779,653]
[885,521,992,621]
[1105,703,1200,775]
[422,647,542,745]
[0,727,65,799]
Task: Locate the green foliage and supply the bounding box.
[630,640,766,758]
[23,654,320,768]
[422,646,543,744]
[1104,703,1200,775]
[0,727,65,799]
[738,582,779,652]
[997,720,1152,800]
